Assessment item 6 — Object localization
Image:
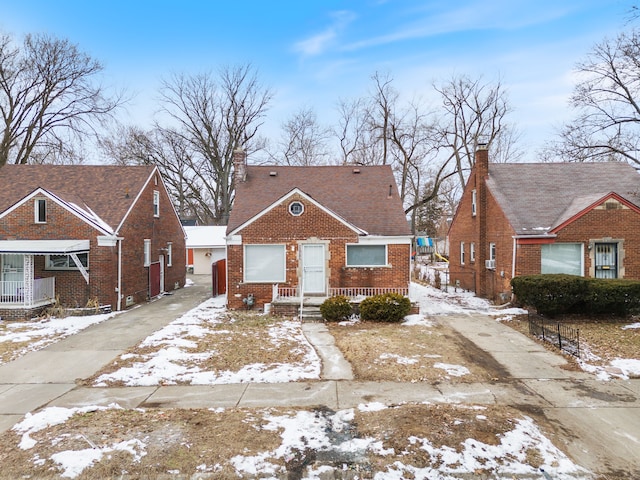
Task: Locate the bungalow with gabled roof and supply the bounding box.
[0,165,186,320]
[448,145,640,303]
[225,150,412,312]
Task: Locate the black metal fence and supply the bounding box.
[528,313,581,358]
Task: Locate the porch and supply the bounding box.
[270,285,413,320]
[0,277,56,307]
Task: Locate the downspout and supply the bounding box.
[511,236,517,301]
[117,238,122,311]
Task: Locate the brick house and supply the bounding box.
[448,145,640,303]
[225,150,412,311]
[0,165,186,320]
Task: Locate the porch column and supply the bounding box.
[23,254,34,307]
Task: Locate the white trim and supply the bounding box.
[227,188,367,237]
[34,198,47,223]
[0,239,90,254]
[0,188,114,236]
[226,235,242,246]
[144,239,151,266]
[153,190,160,217]
[356,235,412,245]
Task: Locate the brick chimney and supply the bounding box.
[475,143,489,297]
[233,148,247,184]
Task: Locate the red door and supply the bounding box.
[149,262,161,297]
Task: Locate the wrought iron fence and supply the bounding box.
[528,313,581,358]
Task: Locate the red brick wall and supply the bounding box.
[0,173,185,311]
[227,193,410,309]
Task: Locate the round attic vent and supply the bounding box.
[289,201,304,216]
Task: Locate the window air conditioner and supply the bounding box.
[485,259,496,270]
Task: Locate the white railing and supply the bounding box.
[0,277,55,306]
[274,285,409,300]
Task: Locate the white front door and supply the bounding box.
[302,244,325,294]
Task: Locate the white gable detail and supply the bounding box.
[227,188,368,237]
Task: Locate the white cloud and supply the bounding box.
[293,10,357,57]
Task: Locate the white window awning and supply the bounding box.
[0,240,90,254]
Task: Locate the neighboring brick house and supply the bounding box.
[448,145,640,303]
[225,150,412,310]
[0,165,186,320]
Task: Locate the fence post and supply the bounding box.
[541,317,545,342]
[557,323,562,351]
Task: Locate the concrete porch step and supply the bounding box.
[300,306,324,323]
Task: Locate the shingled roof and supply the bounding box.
[227,165,411,236]
[0,164,157,233]
[486,162,640,235]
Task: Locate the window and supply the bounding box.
[289,201,304,216]
[34,199,46,223]
[144,239,151,266]
[46,253,88,270]
[460,242,465,265]
[489,242,496,261]
[471,189,477,216]
[470,242,475,262]
[153,190,160,217]
[244,244,286,282]
[167,242,173,267]
[346,244,387,267]
[541,243,583,276]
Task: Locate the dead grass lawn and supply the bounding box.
[0,403,550,479]
[327,320,507,383]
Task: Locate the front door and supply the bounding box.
[595,243,617,279]
[302,244,325,294]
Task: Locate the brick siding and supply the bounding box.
[227,193,410,309]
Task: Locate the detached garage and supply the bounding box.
[185,226,226,275]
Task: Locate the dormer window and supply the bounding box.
[289,201,304,216]
[35,198,47,223]
[153,190,160,217]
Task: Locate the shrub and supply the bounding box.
[320,295,353,322]
[359,293,411,323]
[511,274,640,317]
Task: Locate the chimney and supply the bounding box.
[475,143,489,181]
[233,148,247,184]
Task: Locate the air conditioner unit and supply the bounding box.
[485,259,496,270]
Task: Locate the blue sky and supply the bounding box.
[1,0,634,160]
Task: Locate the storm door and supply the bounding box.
[302,244,325,295]
[1,254,24,298]
[594,243,618,279]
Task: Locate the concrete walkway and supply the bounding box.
[0,280,639,477]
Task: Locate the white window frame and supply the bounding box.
[45,253,89,270]
[471,189,477,217]
[345,244,387,267]
[153,190,160,217]
[144,239,151,266]
[34,198,46,224]
[167,242,173,267]
[244,244,286,283]
[541,243,584,276]
[489,242,496,261]
[289,201,304,216]
[460,242,465,265]
[470,242,475,263]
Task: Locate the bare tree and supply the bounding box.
[550,30,640,165]
[155,65,273,223]
[0,31,124,166]
[273,106,331,165]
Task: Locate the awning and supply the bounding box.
[0,240,90,254]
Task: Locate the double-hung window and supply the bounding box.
[153,191,160,217]
[346,244,387,267]
[167,242,173,267]
[460,242,465,265]
[470,242,476,263]
[35,198,47,223]
[471,189,477,216]
[244,244,286,282]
